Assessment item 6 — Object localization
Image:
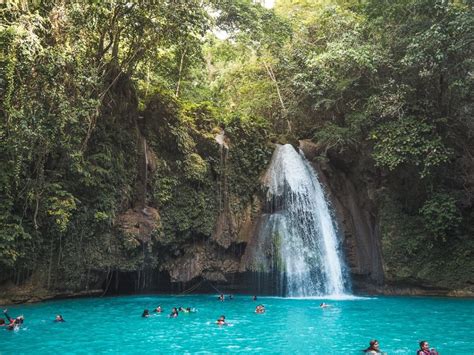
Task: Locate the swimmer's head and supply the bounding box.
[420,341,429,350]
[369,340,379,349]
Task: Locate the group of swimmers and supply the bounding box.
[140,295,263,325]
[1,301,440,354]
[141,306,197,318]
[216,299,262,325]
[217,293,235,301]
[363,339,438,354]
[216,295,265,326]
[0,309,65,331]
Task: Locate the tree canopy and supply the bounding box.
[0,0,472,292]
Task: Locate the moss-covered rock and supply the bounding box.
[380,193,474,290]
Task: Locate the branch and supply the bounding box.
[175,48,187,97]
[263,61,291,132]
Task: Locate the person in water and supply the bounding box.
[417,341,438,355]
[253,295,257,301]
[3,309,23,330]
[320,303,330,308]
[6,319,19,331]
[218,294,225,301]
[54,314,65,322]
[154,306,162,313]
[363,339,382,354]
[169,307,179,318]
[255,305,265,314]
[216,315,227,326]
[228,294,233,300]
[142,309,150,318]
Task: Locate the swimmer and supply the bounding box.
[6,319,19,331]
[3,309,23,330]
[228,294,234,300]
[253,295,257,301]
[417,341,438,355]
[363,339,382,354]
[255,304,265,314]
[216,315,227,326]
[4,310,23,324]
[169,307,179,318]
[54,314,65,322]
[142,309,150,318]
[218,294,225,301]
[154,306,162,313]
[320,303,330,308]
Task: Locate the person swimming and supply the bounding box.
[142,309,150,318]
[363,339,382,354]
[6,319,19,331]
[54,314,65,322]
[3,309,23,330]
[154,306,162,313]
[216,315,227,326]
[417,341,438,355]
[255,305,265,314]
[218,294,225,301]
[253,295,257,301]
[169,307,179,318]
[320,303,330,308]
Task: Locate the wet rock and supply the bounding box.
[164,243,240,283]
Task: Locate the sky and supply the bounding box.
[263,0,276,8]
[214,0,275,40]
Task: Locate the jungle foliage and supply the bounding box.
[0,0,472,292]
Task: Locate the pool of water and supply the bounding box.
[1,294,473,354]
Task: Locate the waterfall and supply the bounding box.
[256,144,350,297]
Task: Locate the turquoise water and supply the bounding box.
[1,294,473,354]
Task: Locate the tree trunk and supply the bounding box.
[176,48,187,97]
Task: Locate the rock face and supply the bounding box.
[116,207,161,243]
[154,129,265,286]
[299,140,384,290]
[163,243,240,283]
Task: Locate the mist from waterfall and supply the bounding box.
[257,144,351,297]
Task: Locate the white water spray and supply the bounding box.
[259,144,350,297]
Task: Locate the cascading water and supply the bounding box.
[252,144,350,297]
